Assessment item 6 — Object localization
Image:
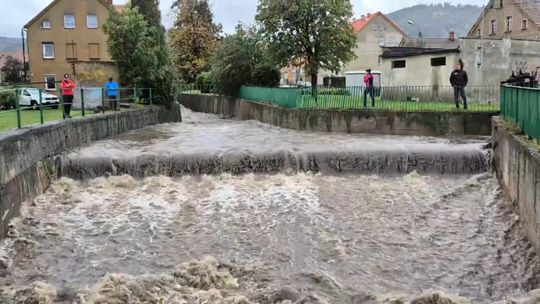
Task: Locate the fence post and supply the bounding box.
[149,88,153,105]
[39,89,44,124]
[59,88,65,119]
[15,88,21,129]
[133,86,137,104]
[80,87,85,117]
[101,87,106,114]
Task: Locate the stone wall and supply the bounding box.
[492,117,540,249]
[0,104,182,238]
[180,94,496,137]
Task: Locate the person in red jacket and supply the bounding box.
[61,74,76,118]
[363,69,375,108]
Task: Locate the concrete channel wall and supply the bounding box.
[180,94,497,136]
[0,105,182,238]
[492,117,540,249]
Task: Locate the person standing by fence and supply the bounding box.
[363,69,375,108]
[61,74,76,118]
[105,77,119,111]
[450,59,468,110]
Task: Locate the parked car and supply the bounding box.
[19,88,60,110]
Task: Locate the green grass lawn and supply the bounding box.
[299,96,500,112]
[0,108,86,132]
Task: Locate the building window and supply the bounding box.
[477,28,481,37]
[87,15,98,29]
[392,60,406,69]
[44,75,56,90]
[66,43,77,60]
[64,14,76,29]
[41,20,51,29]
[378,37,385,47]
[505,16,513,32]
[490,19,497,35]
[390,37,398,47]
[431,57,446,66]
[42,42,55,59]
[89,43,100,60]
[522,19,529,30]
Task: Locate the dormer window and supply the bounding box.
[41,20,51,29]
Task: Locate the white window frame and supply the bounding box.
[490,19,497,35]
[505,16,513,32]
[522,19,529,30]
[87,15,98,29]
[44,75,56,91]
[378,37,385,47]
[42,43,55,59]
[64,14,76,29]
[41,20,51,29]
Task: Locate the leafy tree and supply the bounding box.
[252,64,280,87]
[130,0,163,31]
[1,56,24,83]
[210,25,281,96]
[104,6,176,105]
[169,0,222,83]
[210,26,260,96]
[256,0,356,93]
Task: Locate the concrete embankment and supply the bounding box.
[180,94,497,136]
[0,104,182,238]
[492,116,540,249]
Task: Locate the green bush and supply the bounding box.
[251,64,280,88]
[0,88,16,110]
[195,72,214,93]
[318,88,351,96]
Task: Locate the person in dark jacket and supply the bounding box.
[363,69,375,107]
[450,59,468,109]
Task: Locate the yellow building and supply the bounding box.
[24,0,122,90]
[468,0,540,40]
[343,12,408,73]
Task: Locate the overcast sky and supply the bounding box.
[0,0,483,38]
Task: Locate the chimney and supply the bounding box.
[367,13,371,17]
[449,31,456,41]
[361,14,366,19]
[106,0,113,5]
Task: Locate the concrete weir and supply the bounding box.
[0,104,182,238]
[59,107,491,179]
[180,93,497,136]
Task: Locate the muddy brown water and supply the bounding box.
[1,109,540,303]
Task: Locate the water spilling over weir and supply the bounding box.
[1,108,540,303]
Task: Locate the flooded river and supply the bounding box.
[1,109,540,303]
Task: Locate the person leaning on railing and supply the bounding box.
[450,59,468,110]
[61,74,76,118]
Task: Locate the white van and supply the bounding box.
[19,88,60,109]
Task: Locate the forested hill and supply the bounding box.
[388,4,483,38]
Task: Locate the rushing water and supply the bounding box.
[1,173,540,303]
[0,109,539,303]
[61,108,490,178]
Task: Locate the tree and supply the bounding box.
[256,0,357,94]
[104,6,176,105]
[210,25,281,96]
[210,26,260,96]
[130,0,163,31]
[169,0,222,83]
[1,56,24,83]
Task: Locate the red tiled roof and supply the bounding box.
[351,12,408,37]
[114,4,127,13]
[352,12,380,32]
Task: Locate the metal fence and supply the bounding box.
[0,82,155,132]
[501,84,540,140]
[235,85,500,112]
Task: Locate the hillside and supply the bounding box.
[388,4,483,38]
[0,37,21,53]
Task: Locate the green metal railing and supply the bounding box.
[501,84,540,140]
[0,83,155,132]
[240,86,301,108]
